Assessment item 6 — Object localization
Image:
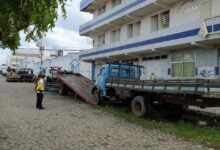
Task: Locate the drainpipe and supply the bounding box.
[91,61,95,82]
[217,48,219,78]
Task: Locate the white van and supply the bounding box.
[2,64,7,76]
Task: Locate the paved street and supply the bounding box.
[0,76,213,150]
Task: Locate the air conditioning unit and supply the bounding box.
[161,12,170,26]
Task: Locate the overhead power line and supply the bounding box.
[17,47,86,52]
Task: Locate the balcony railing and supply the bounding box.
[80,0,155,35]
[80,16,220,60]
[205,15,220,33]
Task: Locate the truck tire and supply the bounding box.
[93,90,101,105]
[59,84,68,95]
[131,96,146,118]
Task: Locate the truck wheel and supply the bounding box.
[131,96,146,118]
[93,90,101,105]
[59,84,68,95]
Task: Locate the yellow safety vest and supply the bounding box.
[36,79,45,93]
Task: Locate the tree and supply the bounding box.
[0,0,69,50]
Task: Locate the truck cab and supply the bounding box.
[92,63,141,104]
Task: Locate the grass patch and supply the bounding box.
[93,105,220,149]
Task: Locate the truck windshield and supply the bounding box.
[131,66,139,78]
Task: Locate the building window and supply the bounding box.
[127,24,133,38]
[161,55,168,59]
[127,21,141,39]
[151,15,159,32]
[142,55,168,61]
[121,58,139,64]
[151,11,170,32]
[107,60,120,64]
[97,34,105,46]
[133,21,141,37]
[98,5,106,16]
[111,0,121,8]
[171,51,195,78]
[111,28,121,43]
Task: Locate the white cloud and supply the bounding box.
[42,26,92,50]
[1,0,92,63]
[1,0,93,64]
[19,0,92,50]
[56,0,93,31]
[0,48,11,64]
[43,0,93,50]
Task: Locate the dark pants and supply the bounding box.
[36,93,44,108]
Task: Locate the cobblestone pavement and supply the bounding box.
[0,76,213,150]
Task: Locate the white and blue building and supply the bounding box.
[33,53,91,79]
[79,0,220,81]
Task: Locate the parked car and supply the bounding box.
[1,63,7,76]
[6,69,34,82]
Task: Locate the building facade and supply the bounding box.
[9,49,41,71]
[33,53,91,79]
[79,0,220,80]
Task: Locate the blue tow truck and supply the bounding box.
[55,63,220,118]
[91,63,220,118]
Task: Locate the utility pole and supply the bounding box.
[36,39,44,74]
[40,45,44,71]
[25,56,27,71]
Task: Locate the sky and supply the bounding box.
[0,0,92,64]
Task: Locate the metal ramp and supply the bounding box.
[57,73,94,104]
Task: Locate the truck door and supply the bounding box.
[96,65,108,94]
[130,66,139,79]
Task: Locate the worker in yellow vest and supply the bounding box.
[35,74,45,109]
